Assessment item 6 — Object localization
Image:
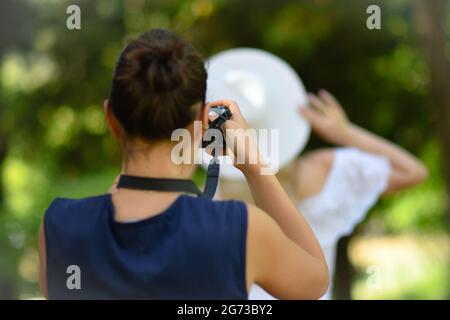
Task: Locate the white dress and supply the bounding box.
[249,147,391,300]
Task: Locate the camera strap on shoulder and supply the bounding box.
[117,158,220,199]
[117,175,202,196]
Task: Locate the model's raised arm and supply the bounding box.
[301,90,428,193]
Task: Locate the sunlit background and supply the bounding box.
[0,0,449,299]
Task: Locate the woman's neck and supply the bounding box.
[121,140,195,180]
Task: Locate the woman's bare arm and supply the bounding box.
[301,90,428,193]
[208,99,329,298]
[243,163,326,262]
[246,204,329,299]
[335,124,427,193]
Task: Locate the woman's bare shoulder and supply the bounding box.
[292,148,336,200]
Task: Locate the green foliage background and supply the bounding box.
[0,0,448,299]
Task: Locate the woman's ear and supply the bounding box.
[103,99,122,139]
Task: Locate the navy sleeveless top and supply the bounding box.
[44,194,248,299]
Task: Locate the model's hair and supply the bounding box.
[109,29,207,141]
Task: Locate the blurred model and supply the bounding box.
[247,89,428,299]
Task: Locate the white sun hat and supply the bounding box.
[201,48,310,179]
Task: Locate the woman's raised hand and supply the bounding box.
[300,89,351,145]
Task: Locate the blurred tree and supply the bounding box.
[414,0,450,225]
[0,0,34,299]
[0,0,33,204]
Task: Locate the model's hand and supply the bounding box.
[300,89,351,145]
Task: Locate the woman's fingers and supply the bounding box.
[319,89,340,109]
[308,93,327,113]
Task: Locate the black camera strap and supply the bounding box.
[203,158,220,198]
[117,175,202,196]
[117,158,220,198]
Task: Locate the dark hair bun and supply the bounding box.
[124,31,186,92]
[110,29,207,140]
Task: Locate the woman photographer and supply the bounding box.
[38,29,328,299]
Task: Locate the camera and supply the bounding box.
[201,106,232,149]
